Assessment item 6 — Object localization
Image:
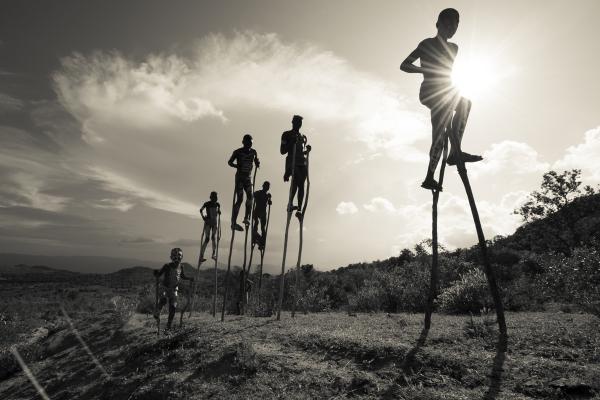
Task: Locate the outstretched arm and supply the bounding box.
[400,47,424,74]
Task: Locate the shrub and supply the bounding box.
[348,281,384,312]
[437,269,493,314]
[110,295,136,326]
[541,245,600,317]
[463,307,496,339]
[297,285,333,313]
[136,295,156,315]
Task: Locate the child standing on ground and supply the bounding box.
[400,8,482,191]
[153,248,194,332]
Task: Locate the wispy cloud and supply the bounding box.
[53,31,428,161]
[336,201,358,215]
[0,92,24,112]
[86,166,199,217]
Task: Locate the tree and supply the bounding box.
[515,169,595,222]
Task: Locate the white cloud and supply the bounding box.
[336,201,358,215]
[554,126,600,181]
[363,197,398,214]
[86,166,199,217]
[91,198,135,212]
[470,140,549,177]
[368,191,526,253]
[0,93,24,112]
[53,31,427,161]
[53,52,225,137]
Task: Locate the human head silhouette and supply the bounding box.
[170,247,183,263]
[436,8,459,39]
[262,181,270,191]
[210,191,218,202]
[292,115,303,131]
[242,134,253,149]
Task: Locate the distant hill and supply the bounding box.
[494,192,600,255]
[0,253,162,274]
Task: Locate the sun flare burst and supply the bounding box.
[452,55,505,100]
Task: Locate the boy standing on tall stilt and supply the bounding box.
[400,8,482,191]
[280,115,311,219]
[252,181,272,251]
[199,191,221,262]
[228,134,260,231]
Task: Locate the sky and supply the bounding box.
[1,0,599,272]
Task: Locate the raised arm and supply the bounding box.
[400,47,424,74]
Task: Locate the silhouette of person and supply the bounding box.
[252,181,272,250]
[228,134,260,231]
[400,8,482,191]
[153,248,193,331]
[280,115,311,219]
[199,191,221,261]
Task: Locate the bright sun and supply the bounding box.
[452,56,502,100]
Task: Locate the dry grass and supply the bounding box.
[1,311,599,399]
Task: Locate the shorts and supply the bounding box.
[419,84,460,115]
[160,286,178,307]
[235,173,252,192]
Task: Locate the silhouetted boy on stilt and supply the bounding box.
[153,248,193,332]
[228,134,260,231]
[280,115,311,220]
[252,181,272,250]
[401,8,482,191]
[199,191,221,262]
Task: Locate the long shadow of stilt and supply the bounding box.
[483,332,508,400]
[400,327,430,371]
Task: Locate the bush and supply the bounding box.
[297,286,332,313]
[541,245,600,317]
[136,295,156,315]
[437,269,493,314]
[348,281,384,312]
[463,307,496,340]
[110,295,136,326]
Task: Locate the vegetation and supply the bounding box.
[1,311,599,399]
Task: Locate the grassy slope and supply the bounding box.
[1,312,599,399]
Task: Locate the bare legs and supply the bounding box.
[422,96,478,190]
